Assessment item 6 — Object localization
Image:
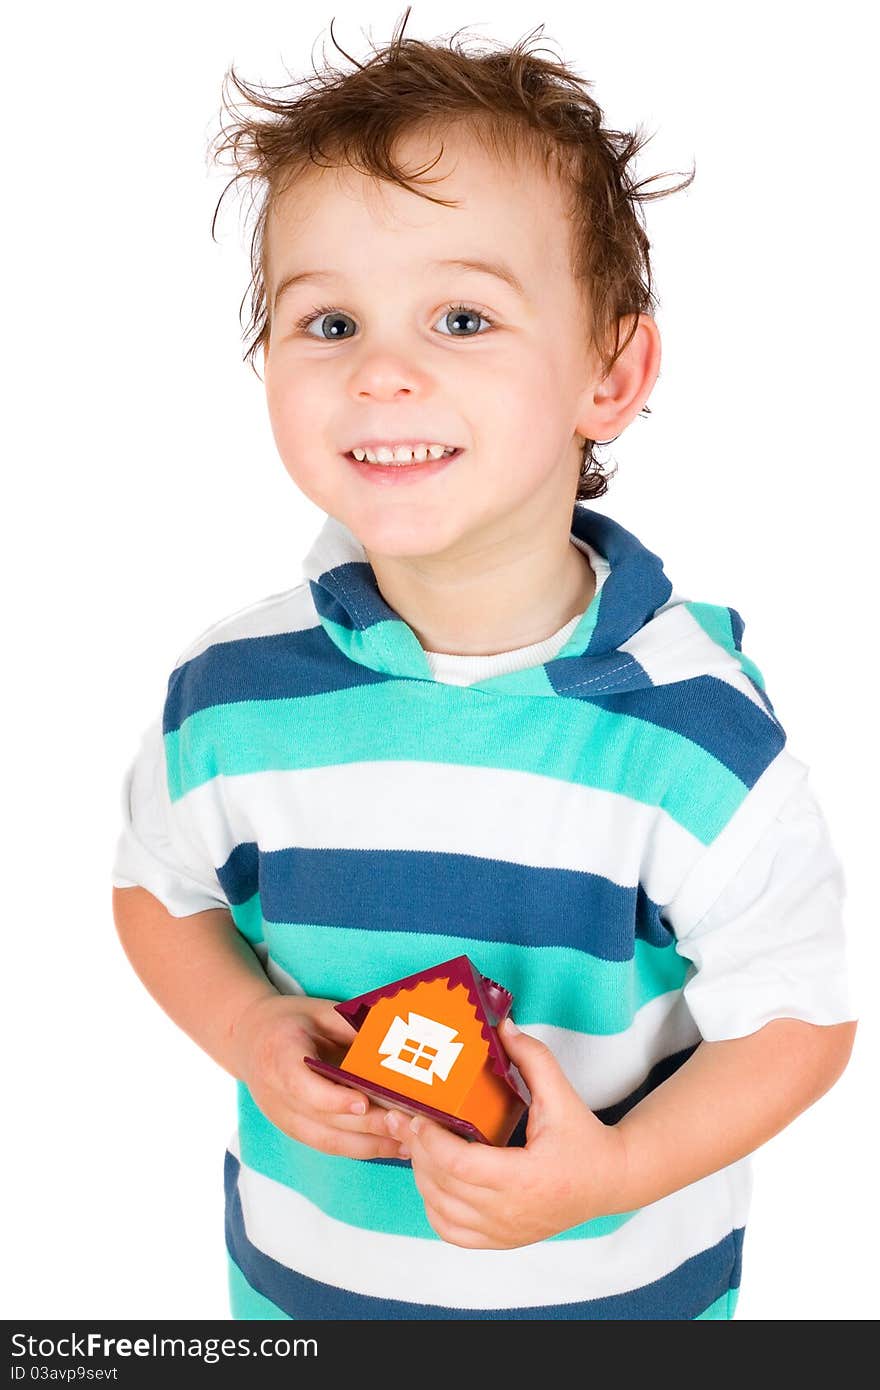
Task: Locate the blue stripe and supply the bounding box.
[228,1257,292,1319]
[582,677,785,784]
[163,627,389,734]
[164,643,782,799]
[217,842,260,907]
[224,1152,743,1320]
[568,508,673,660]
[546,650,649,697]
[217,847,677,962]
[310,564,400,631]
[257,847,673,960]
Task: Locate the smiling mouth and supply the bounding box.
[343,448,464,467]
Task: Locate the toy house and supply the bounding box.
[304,955,531,1145]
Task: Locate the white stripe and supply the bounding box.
[672,780,856,1039]
[179,760,705,908]
[111,715,230,917]
[172,583,318,668]
[665,748,809,932]
[571,535,611,590]
[620,601,774,719]
[302,513,367,583]
[231,1150,752,1308]
[528,993,701,1109]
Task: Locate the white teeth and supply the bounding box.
[351,444,457,465]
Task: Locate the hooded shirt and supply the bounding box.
[112,503,853,1321]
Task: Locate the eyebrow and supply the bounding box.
[271,256,527,312]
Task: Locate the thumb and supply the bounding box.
[309,999,358,1048]
[498,1017,580,1132]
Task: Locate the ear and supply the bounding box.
[574,313,661,445]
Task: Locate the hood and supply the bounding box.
[302,503,777,711]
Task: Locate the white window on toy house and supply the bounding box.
[378,1011,464,1086]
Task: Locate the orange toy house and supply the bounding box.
[304,955,531,1145]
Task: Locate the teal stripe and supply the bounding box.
[552,581,605,659]
[230,892,264,946]
[166,687,745,843]
[322,614,434,680]
[228,1254,291,1319]
[686,602,766,693]
[263,923,689,1035]
[236,1085,635,1242]
[469,665,558,696]
[695,1286,739,1319]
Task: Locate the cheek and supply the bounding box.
[493,345,567,426]
[263,373,332,496]
[488,355,570,451]
[265,365,318,439]
[265,368,334,471]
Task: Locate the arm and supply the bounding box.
[111,885,404,1158]
[112,885,277,1080]
[384,1014,857,1248]
[390,783,857,1246]
[614,779,858,1210]
[611,1016,857,1211]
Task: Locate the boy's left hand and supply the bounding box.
[383,1017,628,1249]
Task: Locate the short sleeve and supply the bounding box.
[670,779,857,1041]
[111,712,230,918]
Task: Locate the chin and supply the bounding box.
[345,508,463,560]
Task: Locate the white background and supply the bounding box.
[4,0,876,1321]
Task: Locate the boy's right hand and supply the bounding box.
[231,992,405,1160]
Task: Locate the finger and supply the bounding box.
[422,1205,500,1250]
[496,1017,578,1115]
[285,1113,409,1161]
[326,1105,405,1139]
[288,1085,396,1135]
[309,1003,359,1048]
[407,1116,506,1191]
[383,1108,415,1142]
[411,1170,488,1231]
[293,1062,375,1119]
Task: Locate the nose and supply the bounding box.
[348,351,430,402]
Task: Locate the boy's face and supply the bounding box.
[263,124,607,563]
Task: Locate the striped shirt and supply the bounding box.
[112,503,854,1320]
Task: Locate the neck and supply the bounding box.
[364,530,595,658]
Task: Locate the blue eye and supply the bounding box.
[297,307,356,339]
[293,303,495,339]
[434,304,494,336]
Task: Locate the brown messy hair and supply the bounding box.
[208,7,694,500]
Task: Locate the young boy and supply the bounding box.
[111,13,856,1320]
